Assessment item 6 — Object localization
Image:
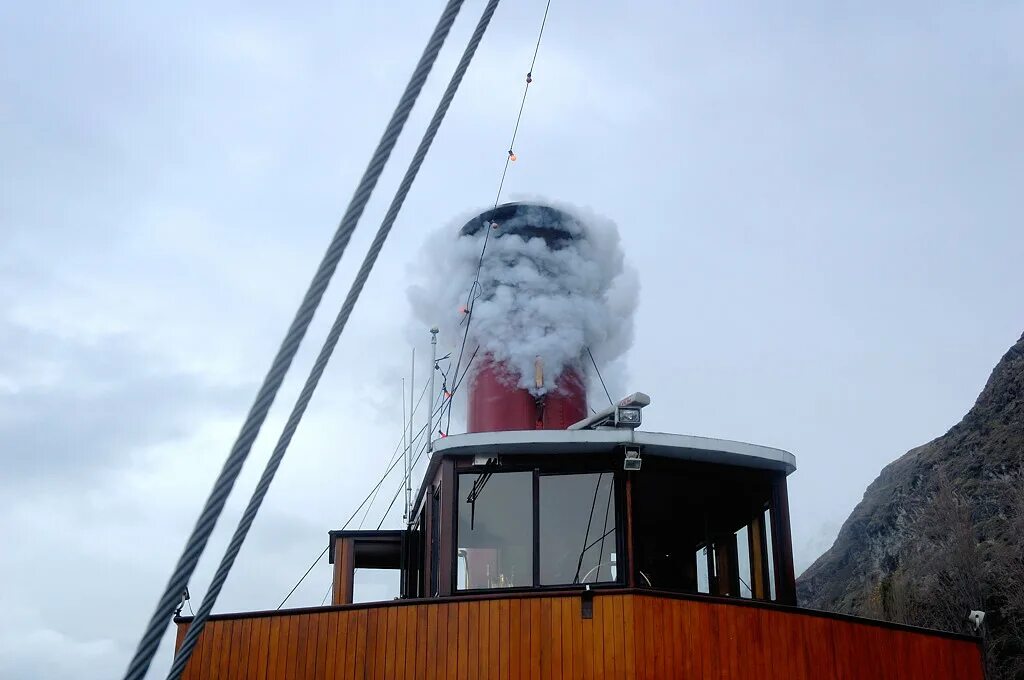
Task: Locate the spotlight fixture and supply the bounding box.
[623,446,642,471]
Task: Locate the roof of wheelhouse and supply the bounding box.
[412,429,796,518]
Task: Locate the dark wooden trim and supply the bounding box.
[613,468,626,586]
[327,529,406,562]
[175,586,983,645]
[769,474,797,605]
[422,484,433,597]
[705,541,717,594]
[624,474,636,588]
[712,533,740,597]
[332,537,355,605]
[532,468,540,586]
[438,458,455,597]
[748,509,770,600]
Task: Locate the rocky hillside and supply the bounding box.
[797,332,1024,677]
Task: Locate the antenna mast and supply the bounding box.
[405,348,415,525]
[428,327,439,454]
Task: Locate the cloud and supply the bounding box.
[0,325,251,487]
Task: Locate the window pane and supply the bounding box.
[696,546,710,593]
[540,473,618,585]
[764,509,776,600]
[457,472,533,589]
[736,526,752,598]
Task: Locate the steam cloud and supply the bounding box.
[408,201,638,403]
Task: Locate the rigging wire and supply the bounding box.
[125,4,469,679]
[494,0,553,205]
[586,346,614,407]
[596,474,614,581]
[445,0,555,429]
[572,472,604,584]
[359,380,432,529]
[277,349,473,609]
[441,344,480,437]
[276,393,447,610]
[165,2,500,676]
[376,429,433,530]
[320,581,333,607]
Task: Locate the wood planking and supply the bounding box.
[172,593,984,679]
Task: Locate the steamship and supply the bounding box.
[171,203,985,678]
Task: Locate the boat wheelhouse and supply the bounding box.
[173,409,984,679]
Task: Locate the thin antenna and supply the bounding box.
[405,348,415,524]
[401,376,406,517]
[428,327,439,454]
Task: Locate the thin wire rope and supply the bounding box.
[125,4,466,678]
[586,346,614,407]
[495,0,551,204]
[277,393,448,609]
[572,471,604,584]
[376,431,433,530]
[373,392,436,529]
[596,475,614,581]
[446,0,554,428]
[277,420,435,614]
[360,380,432,529]
[166,2,500,676]
[319,581,333,607]
[442,344,480,436]
[277,351,466,609]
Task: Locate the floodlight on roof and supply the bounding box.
[568,392,651,431]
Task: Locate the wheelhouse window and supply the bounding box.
[457,471,532,590]
[540,473,618,585]
[456,469,621,590]
[632,460,780,601]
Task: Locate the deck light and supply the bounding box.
[615,407,641,427]
[623,446,642,471]
[568,391,651,431]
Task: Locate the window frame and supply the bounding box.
[451,462,626,593]
[537,469,625,587]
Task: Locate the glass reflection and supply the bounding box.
[456,471,532,589]
[540,473,618,585]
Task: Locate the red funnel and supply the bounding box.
[466,357,587,433]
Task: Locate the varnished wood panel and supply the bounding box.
[173,592,984,679]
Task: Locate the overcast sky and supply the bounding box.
[2,1,1022,678]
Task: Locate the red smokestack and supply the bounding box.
[458,202,590,433]
[466,357,587,433]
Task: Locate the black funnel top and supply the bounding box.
[459,202,580,249]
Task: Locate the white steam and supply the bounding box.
[408,201,638,402]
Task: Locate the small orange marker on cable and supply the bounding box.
[508,149,517,162]
[526,72,533,84]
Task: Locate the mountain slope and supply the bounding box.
[797,331,1024,676]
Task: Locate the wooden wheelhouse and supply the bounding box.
[331,429,797,606]
[173,424,985,679]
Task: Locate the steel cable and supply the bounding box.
[165,2,499,676]
[122,2,467,678]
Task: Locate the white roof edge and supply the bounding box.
[430,429,796,474]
